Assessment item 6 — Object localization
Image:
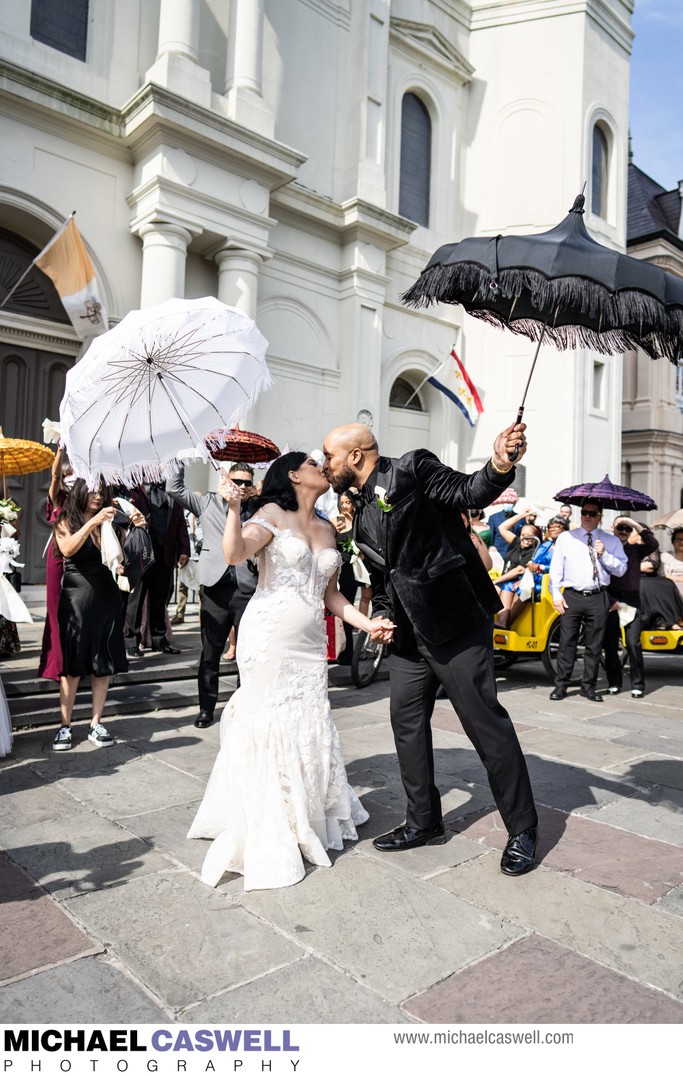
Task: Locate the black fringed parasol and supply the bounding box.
[401,194,683,364]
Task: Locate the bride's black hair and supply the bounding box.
[248,451,308,513]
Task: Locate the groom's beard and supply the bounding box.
[328,466,357,494]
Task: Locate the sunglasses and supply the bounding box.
[581,510,599,518]
[615,524,633,534]
[230,478,252,487]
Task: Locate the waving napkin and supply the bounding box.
[42,418,62,445]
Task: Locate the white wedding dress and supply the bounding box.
[188,518,368,891]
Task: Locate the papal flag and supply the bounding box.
[34,215,108,339]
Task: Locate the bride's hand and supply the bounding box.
[218,473,242,507]
[368,617,395,643]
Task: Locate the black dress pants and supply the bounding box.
[554,588,610,691]
[604,593,644,692]
[126,562,174,648]
[387,618,537,836]
[198,574,251,713]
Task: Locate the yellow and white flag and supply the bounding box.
[34,216,108,339]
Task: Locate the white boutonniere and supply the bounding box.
[375,485,393,513]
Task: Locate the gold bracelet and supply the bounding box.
[489,456,513,476]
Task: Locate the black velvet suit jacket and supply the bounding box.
[353,450,515,647]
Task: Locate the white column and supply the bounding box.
[139,223,193,308]
[145,0,211,107]
[223,0,273,137]
[215,248,262,319]
[157,0,199,62]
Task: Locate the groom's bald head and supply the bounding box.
[322,423,379,493]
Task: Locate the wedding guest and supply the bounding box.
[639,549,683,630]
[493,523,542,626]
[0,495,22,656]
[52,480,144,751]
[469,508,492,547]
[126,482,190,656]
[166,462,257,728]
[661,527,683,597]
[497,516,565,628]
[333,492,361,664]
[603,516,658,698]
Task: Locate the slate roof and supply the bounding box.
[628,163,681,247]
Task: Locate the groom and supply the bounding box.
[322,421,538,875]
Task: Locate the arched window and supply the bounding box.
[399,93,431,227]
[390,375,424,411]
[591,124,609,218]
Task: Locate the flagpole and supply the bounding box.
[403,361,445,409]
[0,212,76,312]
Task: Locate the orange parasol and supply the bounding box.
[0,427,55,498]
[206,425,280,464]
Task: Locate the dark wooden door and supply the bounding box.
[0,343,73,584]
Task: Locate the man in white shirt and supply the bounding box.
[548,500,627,701]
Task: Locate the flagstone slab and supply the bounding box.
[517,709,635,742]
[20,736,140,773]
[3,810,171,899]
[402,934,683,1024]
[122,801,209,874]
[517,728,642,769]
[64,870,304,1009]
[240,853,523,1003]
[0,957,168,1023]
[578,785,683,847]
[610,754,683,792]
[588,709,683,756]
[0,853,101,983]
[656,884,683,918]
[123,728,220,779]
[56,756,206,820]
[0,764,81,834]
[453,804,683,901]
[190,955,409,1024]
[433,855,683,998]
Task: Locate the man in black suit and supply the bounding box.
[322,421,538,876]
[126,483,190,655]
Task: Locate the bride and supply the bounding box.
[188,451,394,891]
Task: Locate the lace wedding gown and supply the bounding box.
[188,519,368,891]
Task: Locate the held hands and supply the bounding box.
[492,422,527,470]
[368,617,395,644]
[218,473,242,507]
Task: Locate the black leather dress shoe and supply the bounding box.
[549,687,567,700]
[500,827,537,876]
[157,642,181,655]
[372,823,446,852]
[128,646,144,658]
[579,687,602,702]
[194,710,214,728]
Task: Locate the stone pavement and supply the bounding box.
[1,602,683,1025]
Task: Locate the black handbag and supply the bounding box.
[122,525,155,588]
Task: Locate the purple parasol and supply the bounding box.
[553,474,657,512]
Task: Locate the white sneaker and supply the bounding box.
[87,724,114,747]
[52,726,72,751]
[606,686,620,695]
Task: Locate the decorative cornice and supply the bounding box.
[0,58,121,136]
[267,354,340,386]
[0,310,80,355]
[296,0,352,30]
[469,0,633,53]
[121,83,307,189]
[390,17,475,83]
[627,235,683,269]
[271,185,416,252]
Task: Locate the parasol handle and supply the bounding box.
[508,323,547,462]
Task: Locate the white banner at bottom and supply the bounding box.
[1,1023,677,1076]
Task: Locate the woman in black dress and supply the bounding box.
[53,480,135,751]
